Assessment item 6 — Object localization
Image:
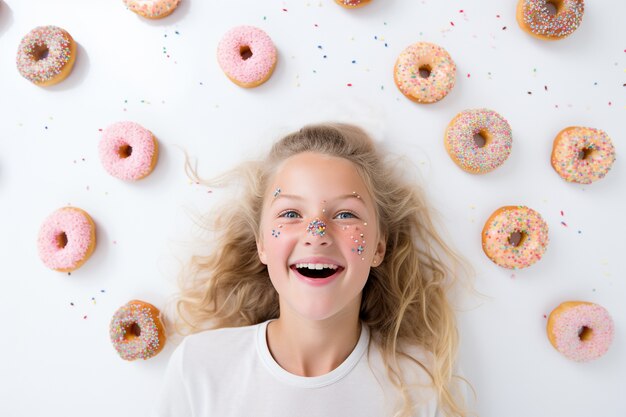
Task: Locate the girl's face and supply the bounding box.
[257,152,386,322]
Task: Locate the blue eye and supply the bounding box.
[335,211,357,220]
[279,210,301,219]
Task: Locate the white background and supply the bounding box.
[0,1,624,416]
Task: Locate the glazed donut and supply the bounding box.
[516,0,584,40]
[110,300,166,361]
[37,207,96,272]
[123,0,181,19]
[217,26,277,88]
[444,109,513,174]
[551,126,615,184]
[335,0,372,8]
[16,26,77,86]
[99,121,159,181]
[482,206,549,269]
[547,301,614,362]
[394,42,456,104]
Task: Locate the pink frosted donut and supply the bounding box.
[16,25,77,86]
[123,0,181,19]
[444,109,513,174]
[481,206,549,269]
[547,301,614,362]
[394,42,456,103]
[217,25,277,88]
[37,207,96,272]
[99,121,159,181]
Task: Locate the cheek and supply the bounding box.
[340,224,368,260]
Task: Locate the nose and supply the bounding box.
[304,218,332,246]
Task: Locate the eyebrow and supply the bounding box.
[270,193,366,206]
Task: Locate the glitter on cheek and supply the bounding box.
[345,225,367,260]
[273,187,281,198]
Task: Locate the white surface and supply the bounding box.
[0,1,624,416]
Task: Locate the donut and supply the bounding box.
[99,121,159,181]
[551,126,615,184]
[37,207,96,272]
[516,0,584,40]
[217,25,277,88]
[16,26,77,86]
[110,300,166,361]
[547,301,614,362]
[444,109,513,174]
[123,0,181,19]
[482,206,549,269]
[335,0,372,8]
[394,42,456,104]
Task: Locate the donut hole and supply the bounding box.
[578,326,593,342]
[578,147,595,160]
[473,131,488,148]
[418,65,432,79]
[124,322,142,339]
[118,144,133,158]
[239,45,253,60]
[508,231,526,247]
[56,232,68,249]
[31,44,50,61]
[545,1,561,16]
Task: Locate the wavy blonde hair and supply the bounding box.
[176,123,471,417]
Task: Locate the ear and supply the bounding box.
[256,238,268,265]
[371,235,386,267]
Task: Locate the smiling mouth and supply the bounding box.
[291,263,344,279]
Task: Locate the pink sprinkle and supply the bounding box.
[347,83,353,87]
[543,314,547,319]
[561,221,568,227]
[467,73,470,78]
[450,22,455,26]
[282,8,287,11]
[83,315,88,319]
[608,102,612,106]
[496,14,501,18]
[560,210,564,216]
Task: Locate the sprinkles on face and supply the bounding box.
[273,187,281,198]
[16,25,76,86]
[516,0,585,40]
[307,218,327,237]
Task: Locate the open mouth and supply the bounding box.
[291,263,344,279]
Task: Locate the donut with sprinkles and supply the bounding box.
[335,0,372,8]
[110,300,166,361]
[217,26,277,88]
[516,0,585,40]
[123,0,181,19]
[547,301,614,362]
[551,126,616,184]
[394,42,456,104]
[444,109,513,174]
[482,206,549,270]
[16,26,77,86]
[37,207,96,272]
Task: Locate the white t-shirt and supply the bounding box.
[153,319,444,417]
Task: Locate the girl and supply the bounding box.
[155,123,470,417]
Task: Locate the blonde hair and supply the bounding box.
[176,123,470,417]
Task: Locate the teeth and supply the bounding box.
[295,263,338,270]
